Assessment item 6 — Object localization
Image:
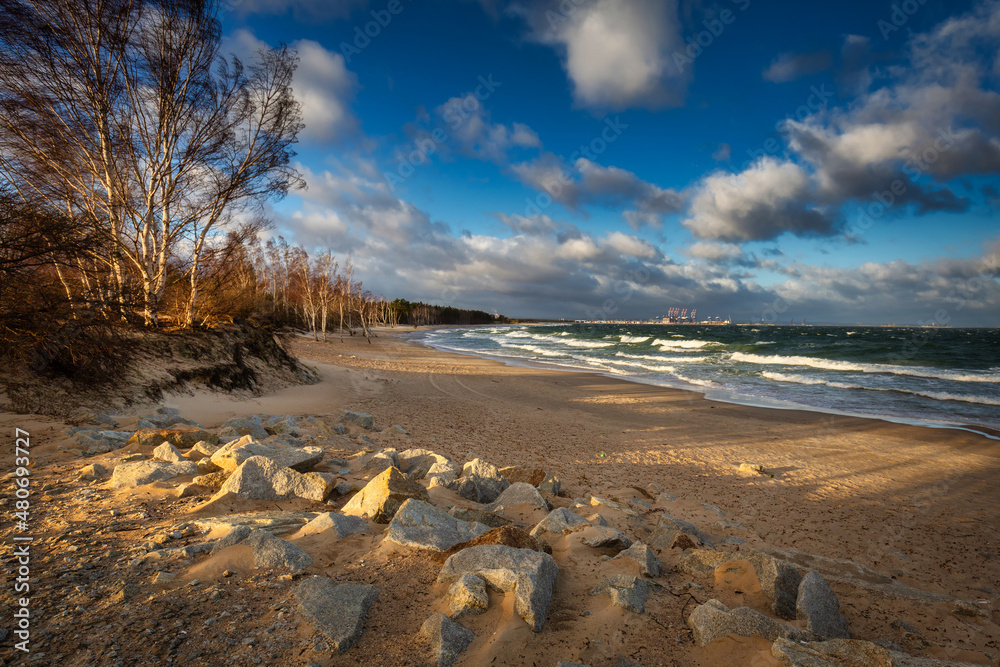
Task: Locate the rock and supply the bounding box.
[588,495,634,514]
[384,499,490,552]
[111,460,197,488]
[220,416,269,440]
[176,483,210,498]
[652,513,713,547]
[450,458,509,504]
[678,549,734,578]
[188,441,219,458]
[152,571,176,585]
[421,613,475,667]
[297,512,370,539]
[448,574,489,618]
[152,441,185,463]
[392,424,409,435]
[263,415,301,437]
[71,429,132,454]
[398,449,452,480]
[586,514,607,526]
[738,463,766,475]
[360,448,400,473]
[771,637,894,667]
[666,532,699,550]
[578,525,633,552]
[530,507,591,537]
[212,527,313,571]
[78,463,109,481]
[196,457,220,475]
[538,473,561,496]
[797,571,850,639]
[439,545,558,632]
[590,575,660,613]
[294,576,379,653]
[485,482,549,512]
[192,471,230,488]
[449,506,514,528]
[341,466,430,523]
[137,413,202,429]
[127,426,217,449]
[194,511,318,536]
[210,435,323,473]
[340,410,374,430]
[745,551,803,620]
[498,466,546,486]
[687,599,809,646]
[218,457,333,501]
[333,481,361,496]
[92,412,119,427]
[612,543,662,577]
[438,526,552,560]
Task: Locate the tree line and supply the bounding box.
[0,0,505,379]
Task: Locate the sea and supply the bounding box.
[416,324,1000,436]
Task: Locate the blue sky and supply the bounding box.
[220,0,1000,325]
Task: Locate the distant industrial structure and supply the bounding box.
[577,306,732,325]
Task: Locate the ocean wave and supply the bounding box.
[559,339,615,348]
[653,339,719,349]
[733,352,1000,383]
[599,358,678,373]
[762,372,1000,406]
[673,373,719,388]
[619,335,652,343]
[615,352,709,363]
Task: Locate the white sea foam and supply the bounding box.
[653,339,719,349]
[733,352,1000,383]
[615,352,709,363]
[619,335,652,343]
[559,339,615,348]
[762,372,1000,406]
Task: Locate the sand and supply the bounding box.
[1,326,997,666]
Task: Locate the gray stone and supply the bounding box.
[152,441,185,463]
[687,599,810,647]
[421,613,475,667]
[400,449,454,481]
[530,507,591,537]
[341,410,374,430]
[612,543,662,577]
[485,482,549,512]
[589,575,659,613]
[360,448,399,473]
[128,426,217,449]
[111,460,197,488]
[211,525,253,554]
[745,550,803,620]
[217,456,332,501]
[210,436,323,473]
[797,571,850,639]
[652,513,713,547]
[538,473,561,496]
[211,526,312,571]
[341,466,430,523]
[450,458,509,504]
[449,506,514,528]
[79,463,109,481]
[92,413,119,427]
[678,549,732,577]
[71,429,132,455]
[188,441,219,458]
[294,576,379,653]
[771,637,895,667]
[138,414,202,429]
[579,526,633,552]
[438,545,559,632]
[262,415,301,437]
[448,574,489,618]
[384,499,490,552]
[392,425,410,435]
[296,512,370,539]
[220,416,269,440]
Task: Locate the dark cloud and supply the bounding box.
[762,50,833,83]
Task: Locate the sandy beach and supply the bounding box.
[3,326,998,666]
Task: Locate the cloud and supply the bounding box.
[513,0,690,111]
[223,30,359,143]
[683,1,1000,242]
[684,158,836,241]
[712,143,731,162]
[434,95,541,162]
[763,50,833,83]
[685,241,745,263]
[511,154,684,228]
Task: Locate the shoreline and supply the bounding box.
[404,326,1000,442]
